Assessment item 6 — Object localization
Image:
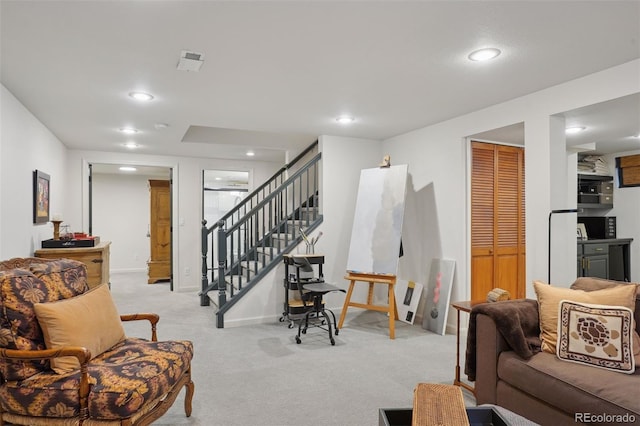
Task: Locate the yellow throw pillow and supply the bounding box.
[34,284,126,373]
[533,280,637,354]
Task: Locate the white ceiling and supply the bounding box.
[471,93,640,154]
[1,1,639,162]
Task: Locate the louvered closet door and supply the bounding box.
[471,142,525,301]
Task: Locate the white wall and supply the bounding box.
[383,59,640,312]
[0,85,68,259]
[319,136,384,305]
[92,172,158,272]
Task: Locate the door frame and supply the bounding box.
[81,158,179,290]
[465,137,526,301]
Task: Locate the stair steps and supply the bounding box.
[270,232,296,248]
[240,260,264,274]
[297,207,319,221]
[255,247,279,263]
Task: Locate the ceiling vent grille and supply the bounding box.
[177,50,204,72]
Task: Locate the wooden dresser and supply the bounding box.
[34,241,111,289]
[148,179,171,283]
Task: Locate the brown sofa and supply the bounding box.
[469,278,640,426]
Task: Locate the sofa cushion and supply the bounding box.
[0,337,193,420]
[498,351,640,419]
[34,284,126,373]
[533,281,637,354]
[557,300,635,374]
[570,278,640,362]
[0,260,89,381]
[571,277,640,334]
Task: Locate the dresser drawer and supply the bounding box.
[583,244,608,255]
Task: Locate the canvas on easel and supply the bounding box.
[395,279,423,324]
[346,164,408,275]
[338,163,408,339]
[422,258,456,335]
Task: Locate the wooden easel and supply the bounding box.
[337,272,399,339]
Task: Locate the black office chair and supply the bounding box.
[291,256,345,346]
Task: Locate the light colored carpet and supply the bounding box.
[110,271,479,426]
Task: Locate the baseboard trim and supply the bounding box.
[111,268,147,274]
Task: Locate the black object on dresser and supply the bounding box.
[578,216,616,239]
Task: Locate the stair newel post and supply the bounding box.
[200,220,210,306]
[216,220,227,328]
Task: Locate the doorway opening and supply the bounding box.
[202,169,249,267]
[88,163,173,289]
[202,170,249,225]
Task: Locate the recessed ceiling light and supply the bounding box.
[565,126,586,134]
[246,151,255,157]
[336,116,355,124]
[119,127,139,134]
[122,142,139,149]
[468,48,501,62]
[129,91,154,101]
[119,166,137,172]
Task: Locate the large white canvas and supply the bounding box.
[346,164,408,275]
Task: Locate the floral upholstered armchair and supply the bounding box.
[0,257,194,425]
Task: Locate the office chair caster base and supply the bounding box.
[295,336,301,344]
[330,337,335,345]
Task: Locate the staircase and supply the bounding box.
[200,141,322,328]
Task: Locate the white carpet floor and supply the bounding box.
[110,271,479,425]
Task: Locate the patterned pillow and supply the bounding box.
[557,300,635,374]
[534,280,637,354]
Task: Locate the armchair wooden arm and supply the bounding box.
[120,313,160,341]
[0,346,91,363]
[0,346,93,419]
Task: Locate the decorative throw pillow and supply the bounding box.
[533,280,637,354]
[557,300,635,374]
[34,284,125,373]
[570,278,640,358]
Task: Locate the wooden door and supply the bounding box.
[148,180,171,283]
[471,142,525,301]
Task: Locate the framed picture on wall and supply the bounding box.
[33,170,50,224]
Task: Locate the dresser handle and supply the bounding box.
[92,259,103,263]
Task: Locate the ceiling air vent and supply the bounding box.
[177,50,204,72]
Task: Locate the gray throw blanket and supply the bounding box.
[464,299,541,381]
